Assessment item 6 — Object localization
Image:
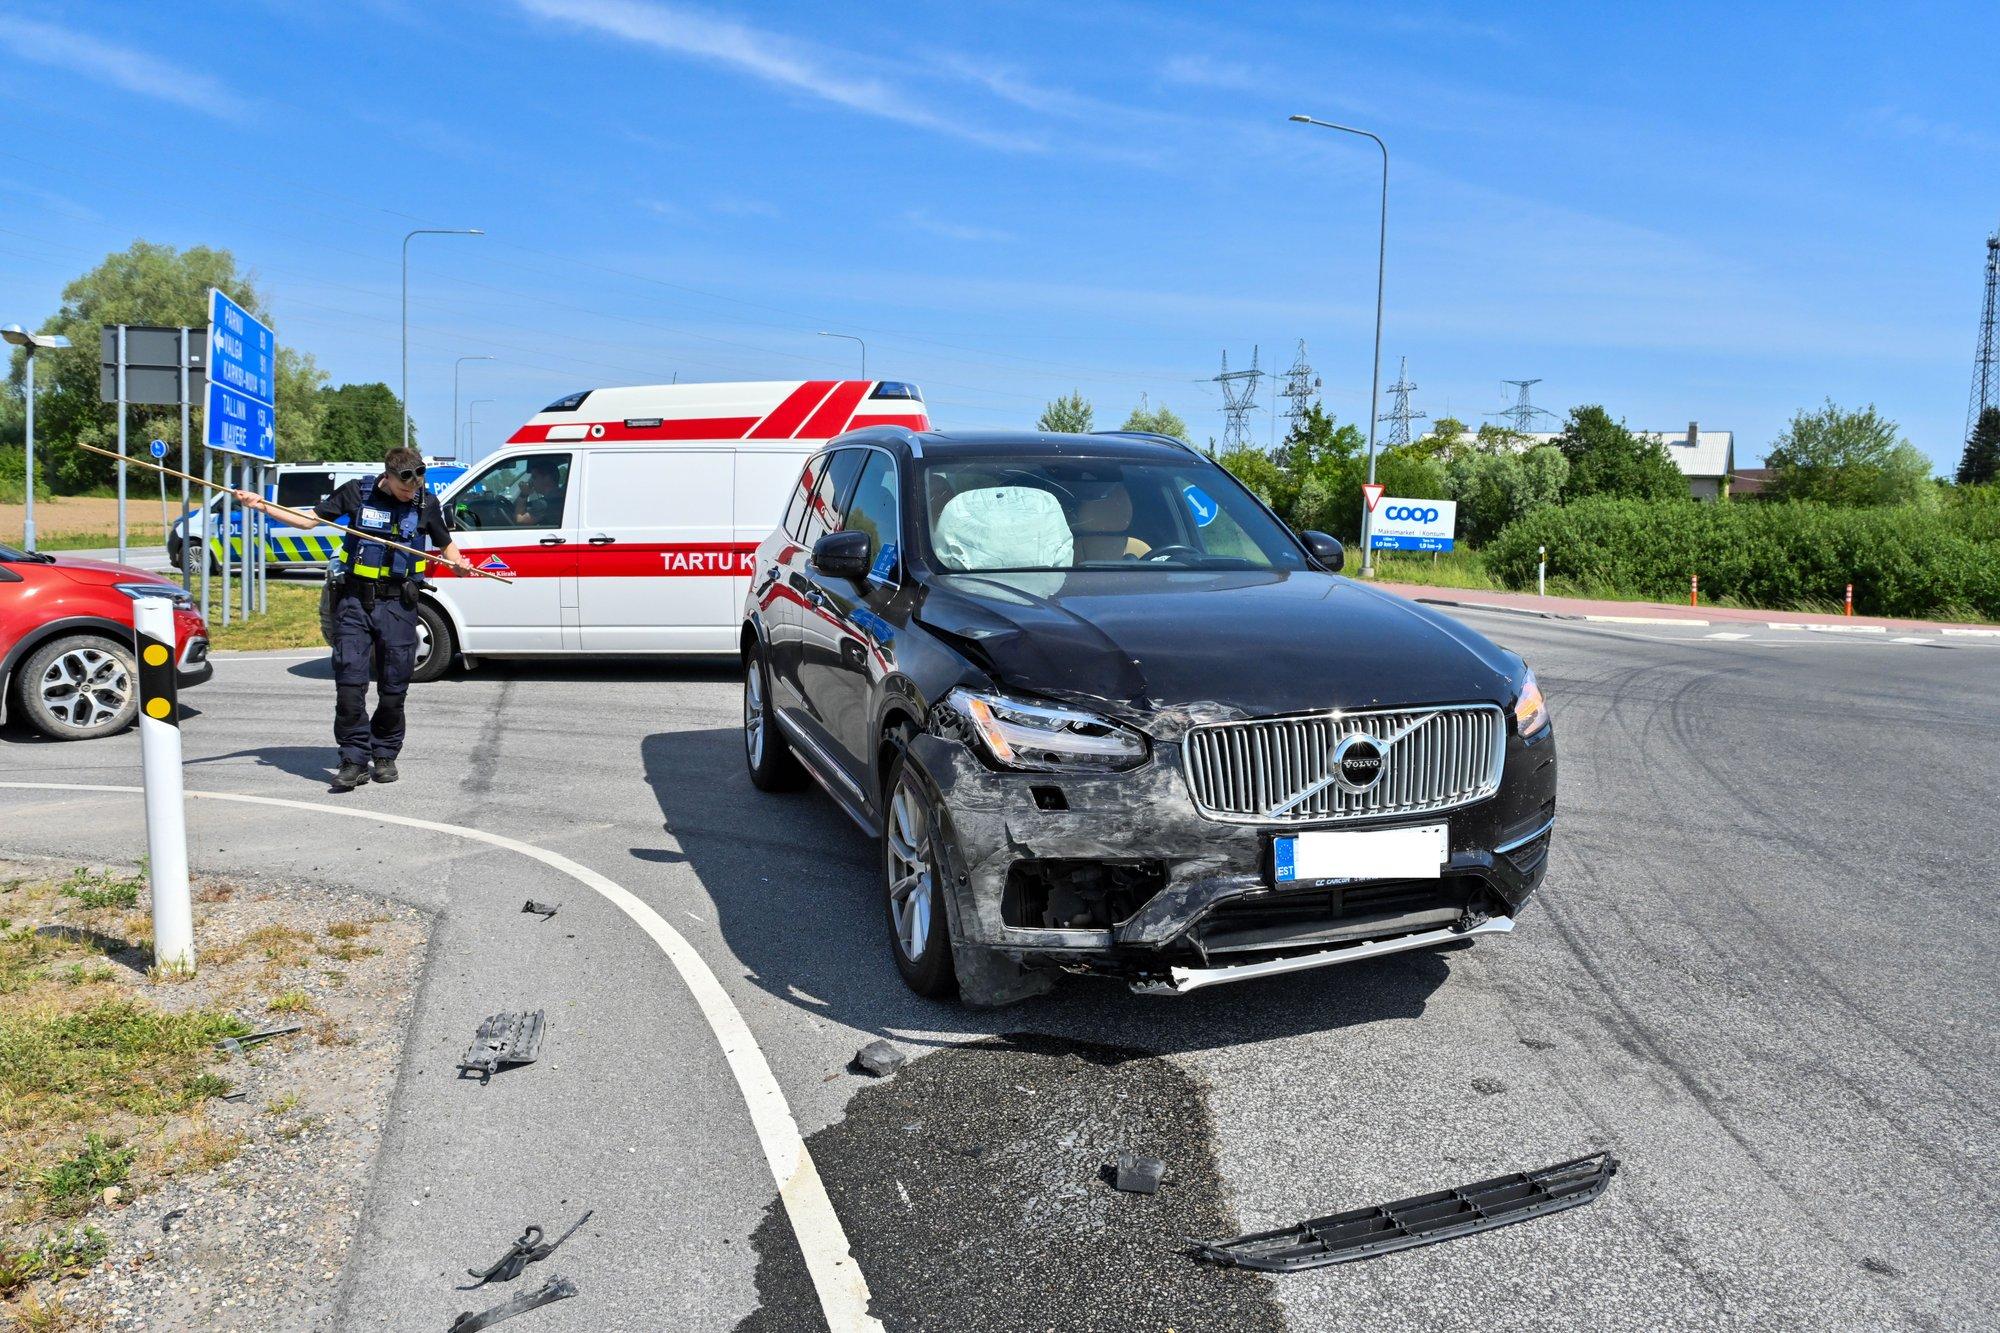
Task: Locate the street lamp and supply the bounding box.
[402,227,484,449]
[453,355,495,465]
[466,399,495,461]
[4,324,73,553]
[816,331,866,378]
[1289,113,1388,577]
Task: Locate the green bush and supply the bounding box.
[1488,498,2000,620]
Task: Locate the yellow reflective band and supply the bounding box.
[352,564,385,578]
[145,697,171,720]
[142,644,170,667]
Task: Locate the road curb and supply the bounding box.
[1410,596,1580,622]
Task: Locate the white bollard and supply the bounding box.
[133,595,194,971]
[1538,545,1546,598]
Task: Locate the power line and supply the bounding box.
[1970,222,2000,441]
[1378,355,1426,446]
[1213,347,1265,452]
[1486,378,1559,435]
[1280,339,1321,437]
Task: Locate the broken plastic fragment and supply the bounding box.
[449,1274,578,1332]
[460,1211,592,1290]
[1111,1151,1164,1194]
[214,1024,303,1056]
[521,900,559,919]
[852,1039,906,1077]
[458,1011,546,1084]
[1195,1151,1618,1271]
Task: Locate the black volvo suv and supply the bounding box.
[741,428,1556,1005]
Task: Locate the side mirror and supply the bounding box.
[811,529,872,581]
[1301,530,1344,571]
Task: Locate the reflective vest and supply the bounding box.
[343,480,429,581]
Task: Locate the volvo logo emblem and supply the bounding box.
[1331,733,1387,794]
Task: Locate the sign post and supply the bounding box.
[133,594,193,972]
[150,439,170,537]
[203,289,276,623]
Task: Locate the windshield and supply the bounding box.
[918,455,1309,573]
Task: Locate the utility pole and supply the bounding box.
[1212,347,1265,452]
[402,227,484,450]
[1970,223,2000,442]
[1379,356,1426,447]
[1280,339,1321,437]
[1487,379,1559,438]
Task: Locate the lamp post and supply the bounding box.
[4,325,73,553]
[816,331,866,378]
[453,355,494,465]
[1289,114,1388,577]
[466,399,495,461]
[402,228,484,449]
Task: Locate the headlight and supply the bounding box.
[1514,670,1550,737]
[116,582,193,610]
[936,688,1150,772]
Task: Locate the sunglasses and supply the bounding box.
[392,465,428,483]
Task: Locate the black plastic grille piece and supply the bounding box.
[1194,1151,1617,1271]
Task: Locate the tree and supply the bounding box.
[1037,390,1093,434]
[316,383,411,463]
[3,240,325,489]
[1764,400,1933,507]
[1553,405,1685,503]
[1959,406,2000,487]
[1408,416,1468,460]
[1121,400,1188,441]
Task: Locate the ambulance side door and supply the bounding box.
[576,449,735,652]
[439,451,577,653]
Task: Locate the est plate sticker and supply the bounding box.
[1274,823,1448,884]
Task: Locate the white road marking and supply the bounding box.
[1891,636,1936,645]
[1941,627,2000,637]
[0,782,882,1332]
[1705,632,1751,641]
[1584,614,1710,626]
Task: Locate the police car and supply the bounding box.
[170,460,467,572]
[405,379,929,681]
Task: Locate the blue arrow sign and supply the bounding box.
[149,439,168,459]
[204,288,277,460]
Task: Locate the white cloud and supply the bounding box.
[0,14,251,117]
[514,0,1046,152]
[904,210,1015,244]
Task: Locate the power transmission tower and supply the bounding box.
[1280,339,1321,437]
[1379,356,1426,447]
[1486,378,1559,436]
[1213,346,1264,452]
[1970,224,2000,441]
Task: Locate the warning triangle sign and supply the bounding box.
[1361,483,1386,513]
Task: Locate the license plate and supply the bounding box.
[1272,823,1448,885]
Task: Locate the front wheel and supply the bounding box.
[883,752,958,998]
[16,635,138,740]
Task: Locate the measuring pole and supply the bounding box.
[179,328,193,593]
[218,458,233,628]
[116,325,129,566]
[133,595,194,972]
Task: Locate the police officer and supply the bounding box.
[236,446,473,790]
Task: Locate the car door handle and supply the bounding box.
[587,535,615,545]
[539,536,567,545]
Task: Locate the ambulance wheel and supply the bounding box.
[410,601,454,684]
[743,641,804,791]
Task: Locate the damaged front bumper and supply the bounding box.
[908,719,1556,1003]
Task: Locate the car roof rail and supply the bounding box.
[1088,429,1203,457]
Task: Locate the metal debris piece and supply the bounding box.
[459,1211,593,1290]
[520,900,559,919]
[1111,1151,1164,1195]
[852,1039,905,1077]
[458,1011,546,1084]
[1195,1151,1619,1271]
[161,1208,186,1234]
[215,1024,303,1056]
[448,1275,578,1332]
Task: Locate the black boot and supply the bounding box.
[372,757,399,784]
[333,760,371,791]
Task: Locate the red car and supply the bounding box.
[1,542,212,741]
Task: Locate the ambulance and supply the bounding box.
[411,379,929,680]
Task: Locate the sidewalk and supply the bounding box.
[1372,580,2000,637]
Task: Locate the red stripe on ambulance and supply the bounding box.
[796,380,872,439]
[748,381,839,439]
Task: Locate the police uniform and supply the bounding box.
[312,477,453,769]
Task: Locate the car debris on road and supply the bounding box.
[458,1010,546,1084]
[1195,1151,1618,1271]
[460,1211,593,1290]
[520,899,559,919]
[1109,1151,1165,1195]
[448,1274,578,1332]
[215,1023,303,1056]
[852,1038,907,1077]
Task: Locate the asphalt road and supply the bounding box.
[2,609,1994,1331]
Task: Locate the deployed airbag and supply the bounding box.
[934,487,1074,571]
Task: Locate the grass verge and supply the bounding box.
[204,581,323,652]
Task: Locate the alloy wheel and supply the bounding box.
[744,658,766,766]
[886,780,934,961]
[39,646,132,730]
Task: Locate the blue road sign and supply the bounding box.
[149,439,168,459]
[204,288,277,461]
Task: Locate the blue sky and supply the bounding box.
[2,0,1995,468]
